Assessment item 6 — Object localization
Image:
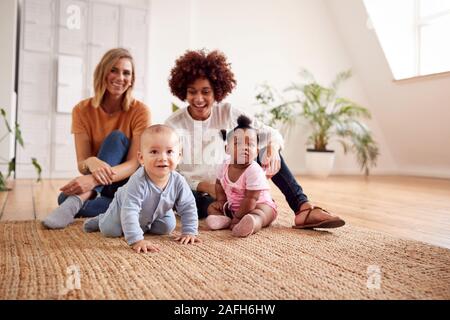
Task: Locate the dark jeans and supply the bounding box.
[192,191,215,219]
[194,150,309,219]
[57,130,130,218]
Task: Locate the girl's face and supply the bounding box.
[186,78,215,121]
[228,129,258,165]
[105,58,133,98]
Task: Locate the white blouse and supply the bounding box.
[165,102,284,190]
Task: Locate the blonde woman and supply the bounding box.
[43,48,151,229]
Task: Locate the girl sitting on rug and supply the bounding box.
[205,115,277,237]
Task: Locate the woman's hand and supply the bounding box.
[175,234,201,245]
[260,144,281,178]
[85,157,116,185]
[197,181,216,198]
[131,239,160,253]
[60,175,98,195]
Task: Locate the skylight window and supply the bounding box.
[363,0,450,80]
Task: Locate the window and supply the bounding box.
[418,0,450,75]
[363,0,450,80]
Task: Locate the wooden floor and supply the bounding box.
[1,176,449,249]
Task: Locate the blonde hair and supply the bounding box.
[92,48,136,111]
[140,125,179,150]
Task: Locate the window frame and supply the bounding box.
[415,0,450,76]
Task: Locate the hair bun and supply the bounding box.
[236,115,252,128]
[220,129,227,141]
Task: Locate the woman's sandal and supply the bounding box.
[293,206,345,229]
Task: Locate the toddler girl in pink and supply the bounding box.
[206,115,277,237]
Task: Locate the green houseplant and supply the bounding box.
[0,108,42,191]
[255,69,379,176]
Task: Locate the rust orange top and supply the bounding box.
[71,98,151,156]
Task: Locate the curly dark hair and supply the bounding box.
[168,49,237,102]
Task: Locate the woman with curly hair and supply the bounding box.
[165,49,345,229]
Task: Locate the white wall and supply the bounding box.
[0,0,17,172]
[326,0,450,178]
[186,0,397,174]
[146,0,191,124]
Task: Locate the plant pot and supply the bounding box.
[305,149,335,178]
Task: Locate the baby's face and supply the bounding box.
[138,132,181,180]
[228,129,258,165]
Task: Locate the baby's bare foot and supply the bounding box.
[205,215,231,230]
[232,215,260,237]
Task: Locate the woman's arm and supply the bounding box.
[61,133,141,196]
[74,132,94,174]
[74,132,116,185]
[108,134,141,182]
[109,103,151,182]
[75,132,140,183]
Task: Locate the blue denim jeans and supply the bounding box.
[57,130,130,218]
[193,150,309,219]
[266,152,308,213]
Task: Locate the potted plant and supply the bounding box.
[0,108,41,191]
[255,69,379,177]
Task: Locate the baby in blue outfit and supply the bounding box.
[84,124,199,253]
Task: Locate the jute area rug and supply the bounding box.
[1,198,449,300]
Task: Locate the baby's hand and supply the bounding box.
[175,234,201,245]
[131,239,160,253]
